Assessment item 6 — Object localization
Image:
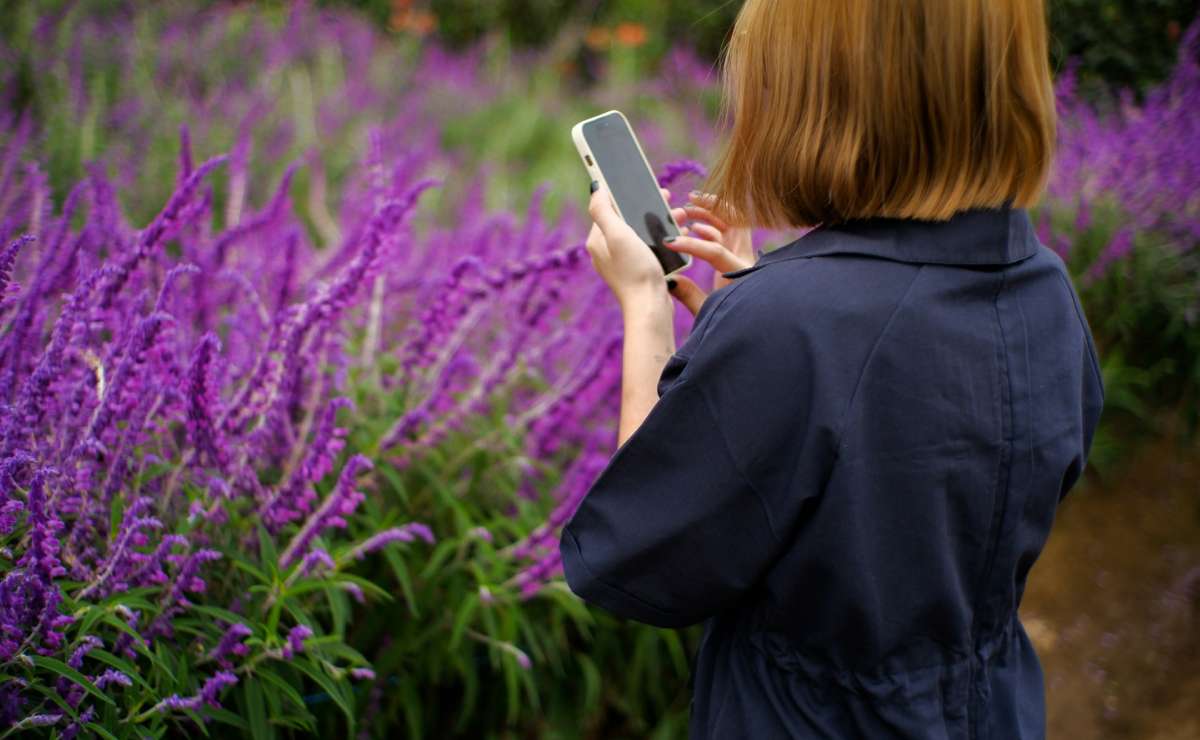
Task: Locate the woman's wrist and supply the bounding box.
[614,283,676,446]
[618,281,674,323]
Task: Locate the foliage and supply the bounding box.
[1047,0,1200,101]
[319,0,1199,100]
[1035,22,1200,449]
[0,2,709,736]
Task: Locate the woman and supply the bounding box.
[560,0,1105,738]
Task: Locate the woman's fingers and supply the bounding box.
[683,202,730,233]
[689,221,723,243]
[667,274,707,317]
[663,235,752,274]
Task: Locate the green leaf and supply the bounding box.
[451,652,479,734]
[326,585,349,636]
[97,587,159,608]
[190,604,251,627]
[578,653,601,714]
[257,669,310,715]
[383,548,419,618]
[230,556,270,584]
[181,707,212,736]
[30,655,115,706]
[258,525,279,574]
[291,658,355,735]
[95,615,176,682]
[448,593,478,651]
[109,496,126,550]
[22,680,80,722]
[310,641,368,665]
[396,675,423,740]
[285,574,391,603]
[197,704,249,732]
[333,573,393,602]
[244,678,274,740]
[375,464,410,506]
[85,723,121,740]
[418,539,459,580]
[503,651,519,724]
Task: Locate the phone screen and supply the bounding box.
[581,113,687,275]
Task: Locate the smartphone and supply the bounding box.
[572,110,691,278]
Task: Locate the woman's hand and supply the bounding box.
[664,191,756,315]
[585,182,676,312]
[585,182,680,445]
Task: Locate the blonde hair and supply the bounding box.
[703,0,1057,228]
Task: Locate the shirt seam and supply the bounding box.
[680,276,782,546]
[693,378,782,547]
[686,278,750,351]
[1054,268,1105,403]
[832,265,926,454]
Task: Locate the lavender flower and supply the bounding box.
[209,623,253,666]
[185,333,227,470]
[281,624,313,660]
[94,669,133,689]
[300,548,336,576]
[343,522,434,561]
[154,670,239,714]
[277,454,372,568]
[655,158,708,189]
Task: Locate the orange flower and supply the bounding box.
[584,26,611,51]
[389,8,436,35]
[613,22,647,48]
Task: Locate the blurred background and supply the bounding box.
[1,0,1198,737]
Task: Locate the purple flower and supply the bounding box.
[154,670,239,714]
[185,333,227,470]
[94,669,132,689]
[67,635,102,669]
[277,454,372,568]
[344,522,434,561]
[467,526,493,543]
[209,623,253,666]
[281,624,313,660]
[0,234,31,305]
[299,548,336,576]
[656,159,708,189]
[0,500,23,535]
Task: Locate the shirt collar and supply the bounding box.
[722,205,1038,279]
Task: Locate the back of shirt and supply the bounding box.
[561,206,1105,739]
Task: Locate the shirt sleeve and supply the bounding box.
[559,281,818,628]
[1060,275,1106,501]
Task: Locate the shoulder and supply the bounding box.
[704,250,923,344]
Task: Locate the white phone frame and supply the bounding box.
[571,109,692,277]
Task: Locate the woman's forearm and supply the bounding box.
[617,287,677,447]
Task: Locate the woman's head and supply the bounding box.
[704,0,1057,229]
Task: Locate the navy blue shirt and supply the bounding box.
[560,205,1105,739]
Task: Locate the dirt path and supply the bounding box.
[1021,432,1200,738]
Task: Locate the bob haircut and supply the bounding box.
[703,0,1058,229]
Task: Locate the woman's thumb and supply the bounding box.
[587,184,623,235]
[667,274,707,316]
